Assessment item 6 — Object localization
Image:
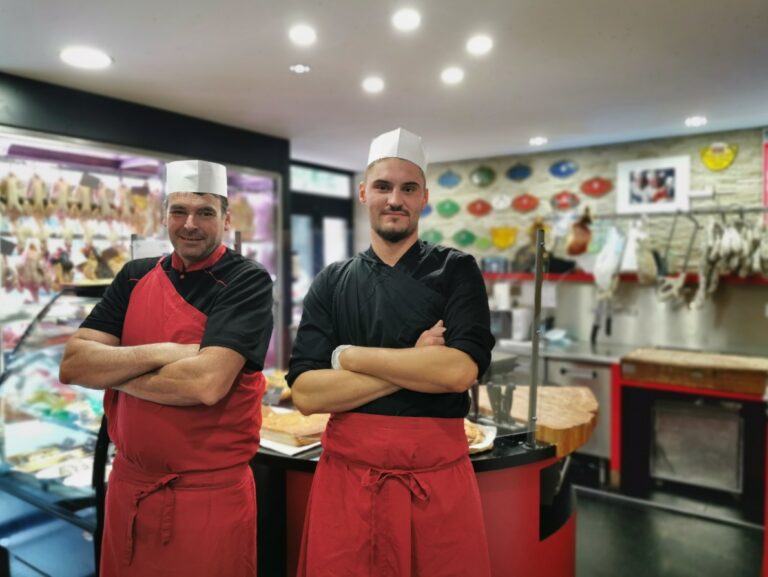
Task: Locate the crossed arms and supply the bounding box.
[291,321,479,415]
[59,328,246,406]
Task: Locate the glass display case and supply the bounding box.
[0,285,108,532]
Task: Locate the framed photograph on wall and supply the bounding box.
[616,155,690,214]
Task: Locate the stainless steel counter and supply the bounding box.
[496,339,637,365]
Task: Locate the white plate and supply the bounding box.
[260,437,321,456]
[469,423,497,454]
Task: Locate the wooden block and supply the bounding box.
[621,348,768,396]
[479,385,598,457]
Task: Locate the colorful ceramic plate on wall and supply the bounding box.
[505,163,532,182]
[580,177,613,197]
[470,166,496,187]
[475,237,492,250]
[490,227,518,249]
[700,142,738,171]
[436,199,460,218]
[420,229,444,243]
[421,203,433,217]
[467,199,492,217]
[491,194,511,210]
[437,170,462,188]
[511,193,539,213]
[549,160,579,179]
[453,229,477,247]
[551,191,580,211]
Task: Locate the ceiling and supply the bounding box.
[2,0,768,172]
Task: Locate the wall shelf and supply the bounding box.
[483,271,768,286]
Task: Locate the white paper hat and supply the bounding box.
[165,160,228,198]
[367,128,427,173]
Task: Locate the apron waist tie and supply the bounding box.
[124,473,179,566]
[361,468,432,501]
[326,454,466,577]
[113,456,250,566]
[324,449,466,501]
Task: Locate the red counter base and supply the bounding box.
[764,424,767,577]
[284,455,575,577]
[479,457,575,577]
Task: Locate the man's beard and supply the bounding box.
[375,225,414,243]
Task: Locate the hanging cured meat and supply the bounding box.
[580,177,613,197]
[566,207,592,256]
[512,193,539,213]
[26,175,48,217]
[551,191,580,211]
[467,198,492,217]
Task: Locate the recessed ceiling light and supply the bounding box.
[466,35,493,56]
[441,67,464,85]
[362,76,385,93]
[529,136,548,147]
[60,46,112,70]
[289,64,312,74]
[289,24,317,46]
[685,115,708,128]
[392,8,421,31]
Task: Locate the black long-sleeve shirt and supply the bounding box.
[287,240,494,417]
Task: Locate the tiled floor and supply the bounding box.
[575,489,763,577]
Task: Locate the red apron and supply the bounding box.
[297,413,491,577]
[100,248,265,577]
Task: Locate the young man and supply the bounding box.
[288,128,495,577]
[60,160,273,577]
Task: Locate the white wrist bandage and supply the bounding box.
[331,344,353,370]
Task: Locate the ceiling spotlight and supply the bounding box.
[392,8,421,31]
[529,136,548,147]
[466,34,493,56]
[441,67,464,85]
[289,64,312,74]
[289,24,317,46]
[362,76,385,93]
[60,46,112,70]
[685,115,708,128]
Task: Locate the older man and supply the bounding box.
[60,159,273,577]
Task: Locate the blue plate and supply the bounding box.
[550,160,579,178]
[437,170,461,188]
[506,163,532,181]
[421,203,433,217]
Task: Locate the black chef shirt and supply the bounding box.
[80,247,273,372]
[287,240,495,417]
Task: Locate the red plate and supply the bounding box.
[467,198,492,216]
[551,191,580,211]
[580,177,612,197]
[511,193,539,213]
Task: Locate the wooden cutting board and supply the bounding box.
[621,348,768,396]
[479,386,598,457]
